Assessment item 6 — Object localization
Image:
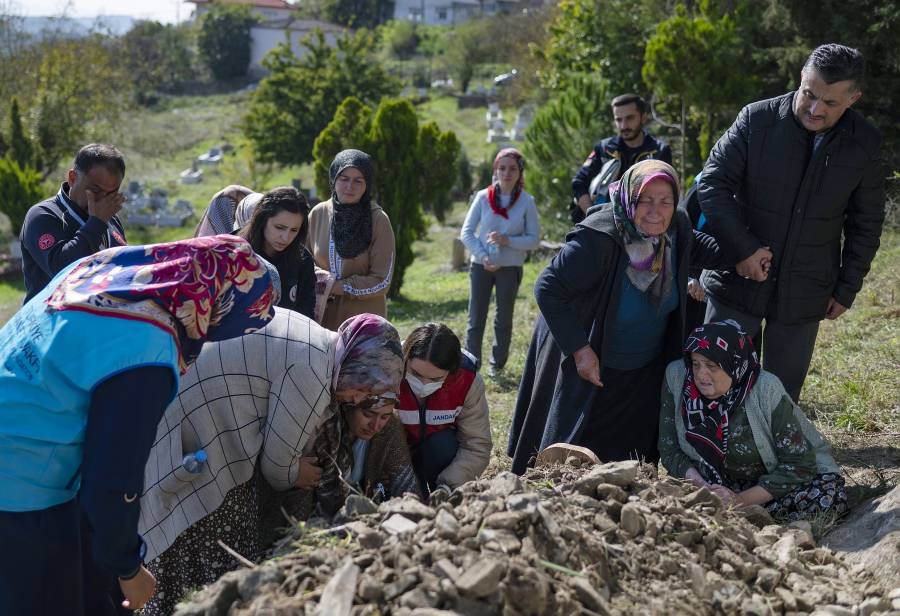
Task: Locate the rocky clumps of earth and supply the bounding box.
[173,461,898,616]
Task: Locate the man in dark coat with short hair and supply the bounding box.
[698,43,885,402]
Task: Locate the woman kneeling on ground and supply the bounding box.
[396,323,492,498]
[659,320,847,521]
[139,312,415,615]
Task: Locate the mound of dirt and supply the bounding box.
[173,461,897,616]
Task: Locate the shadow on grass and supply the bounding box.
[389,295,470,323]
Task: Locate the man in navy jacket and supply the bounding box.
[698,44,885,401]
[571,93,672,223]
[20,143,127,302]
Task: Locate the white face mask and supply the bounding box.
[406,373,444,399]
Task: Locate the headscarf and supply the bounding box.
[234,192,263,231]
[486,147,526,219]
[680,320,761,484]
[330,149,375,259]
[47,235,276,373]
[195,195,237,237]
[608,159,680,306]
[311,313,403,516]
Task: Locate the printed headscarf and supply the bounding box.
[234,192,263,231]
[47,235,276,373]
[330,149,375,259]
[312,313,404,516]
[608,159,680,306]
[680,320,761,484]
[486,147,526,219]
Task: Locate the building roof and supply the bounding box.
[189,0,295,9]
[253,18,348,32]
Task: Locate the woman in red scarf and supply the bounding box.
[459,148,540,376]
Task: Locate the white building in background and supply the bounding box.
[188,0,346,75]
[392,0,523,25]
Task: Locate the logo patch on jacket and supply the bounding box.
[38,234,55,250]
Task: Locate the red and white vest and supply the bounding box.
[397,357,477,448]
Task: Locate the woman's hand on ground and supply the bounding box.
[708,484,739,505]
[296,456,323,489]
[119,566,156,611]
[572,345,603,387]
[684,467,708,488]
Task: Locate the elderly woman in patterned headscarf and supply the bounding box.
[138,312,414,616]
[0,236,276,614]
[508,160,728,475]
[659,320,846,521]
[306,149,396,330]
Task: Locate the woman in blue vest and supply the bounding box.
[659,320,846,520]
[0,236,276,615]
[396,323,492,496]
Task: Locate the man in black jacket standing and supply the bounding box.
[20,144,127,302]
[699,44,885,402]
[571,93,672,224]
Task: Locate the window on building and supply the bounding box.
[408,7,423,21]
[437,8,448,20]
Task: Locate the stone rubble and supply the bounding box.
[173,461,896,616]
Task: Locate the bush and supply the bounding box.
[197,4,256,81]
[524,75,612,234]
[312,97,459,296]
[0,156,44,237]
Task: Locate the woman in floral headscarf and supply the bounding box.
[460,147,540,376]
[659,320,846,521]
[0,236,276,615]
[306,149,396,329]
[139,311,414,616]
[508,160,728,475]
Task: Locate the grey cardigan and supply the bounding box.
[662,360,840,476]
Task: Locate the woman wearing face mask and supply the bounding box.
[307,149,395,330]
[238,187,316,320]
[659,321,846,521]
[460,147,540,376]
[138,312,414,615]
[395,323,492,496]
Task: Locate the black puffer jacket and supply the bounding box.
[698,92,885,323]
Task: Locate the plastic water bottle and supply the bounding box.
[182,449,207,474]
[487,241,500,258]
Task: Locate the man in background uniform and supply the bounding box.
[571,93,672,223]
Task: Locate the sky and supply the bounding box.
[11,0,185,23]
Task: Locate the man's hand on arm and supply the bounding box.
[735,247,773,282]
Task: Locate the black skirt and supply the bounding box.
[577,357,665,464]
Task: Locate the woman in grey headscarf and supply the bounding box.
[306,149,396,330]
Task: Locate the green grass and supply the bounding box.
[803,230,900,435]
[416,95,507,165]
